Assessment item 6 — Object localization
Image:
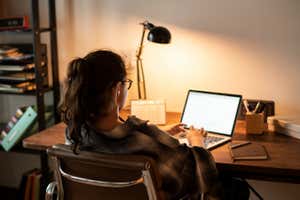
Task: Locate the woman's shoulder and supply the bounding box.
[126,115,182,148]
[81,116,147,140]
[124,115,161,137]
[125,115,148,128]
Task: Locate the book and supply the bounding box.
[18,169,34,199]
[0,82,36,93]
[0,16,29,31]
[0,105,54,145]
[27,110,54,135]
[0,44,33,62]
[0,43,47,65]
[1,106,37,151]
[0,130,6,144]
[0,45,18,54]
[0,53,34,61]
[0,72,36,82]
[31,171,42,200]
[24,172,34,200]
[228,142,268,161]
[268,116,300,139]
[0,107,25,135]
[17,168,41,200]
[0,63,35,71]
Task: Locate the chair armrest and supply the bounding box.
[45,181,58,200]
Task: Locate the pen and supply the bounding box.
[228,145,235,162]
[253,102,261,114]
[230,141,251,149]
[243,100,250,113]
[257,103,265,113]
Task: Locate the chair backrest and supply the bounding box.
[47,144,165,200]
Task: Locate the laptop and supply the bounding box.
[178,90,242,150]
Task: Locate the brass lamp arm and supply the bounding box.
[136,21,152,99]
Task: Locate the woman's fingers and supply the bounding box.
[166,123,187,135]
[173,123,186,131]
[189,126,206,136]
[186,126,207,147]
[203,130,208,137]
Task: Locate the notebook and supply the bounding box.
[228,142,268,161]
[179,90,242,150]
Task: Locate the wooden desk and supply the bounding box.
[23,111,300,183]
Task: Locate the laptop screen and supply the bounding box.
[181,90,242,136]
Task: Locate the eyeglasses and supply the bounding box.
[121,79,133,90]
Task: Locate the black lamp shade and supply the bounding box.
[147,26,171,44]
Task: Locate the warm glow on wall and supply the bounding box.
[139,23,262,111]
[114,18,300,115]
[54,4,300,116]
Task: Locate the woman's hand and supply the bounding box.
[165,123,186,136]
[186,126,207,147]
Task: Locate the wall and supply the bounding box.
[54,0,300,116]
[1,0,299,117]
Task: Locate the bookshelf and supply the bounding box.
[0,0,60,197]
[0,0,60,139]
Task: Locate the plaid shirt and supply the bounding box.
[69,116,223,199]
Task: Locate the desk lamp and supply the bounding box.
[136,20,171,99]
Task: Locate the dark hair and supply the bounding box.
[59,50,127,153]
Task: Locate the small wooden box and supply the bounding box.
[245,113,264,134]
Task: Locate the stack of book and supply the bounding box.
[0,44,48,93]
[18,169,42,200]
[267,116,300,139]
[0,106,37,151]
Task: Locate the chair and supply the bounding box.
[45,144,165,200]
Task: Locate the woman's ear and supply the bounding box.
[112,82,122,101]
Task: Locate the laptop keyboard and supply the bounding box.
[204,135,223,146]
[176,132,227,149]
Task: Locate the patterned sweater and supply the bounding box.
[66,116,223,199]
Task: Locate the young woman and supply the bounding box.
[59,50,248,200]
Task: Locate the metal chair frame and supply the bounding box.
[46,144,161,200]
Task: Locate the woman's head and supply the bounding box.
[59,50,130,151]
